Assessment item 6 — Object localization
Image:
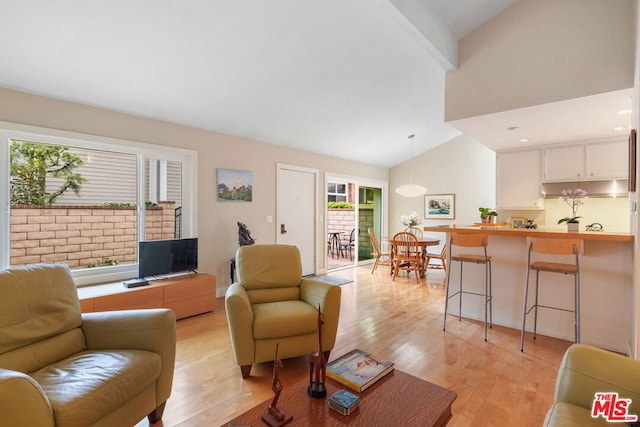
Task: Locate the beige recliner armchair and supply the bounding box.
[225,244,341,378]
[545,343,640,426]
[0,264,176,427]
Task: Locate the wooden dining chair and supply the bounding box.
[425,244,447,273]
[368,228,390,274]
[406,227,423,239]
[391,232,421,283]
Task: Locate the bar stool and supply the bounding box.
[443,233,492,341]
[520,237,582,352]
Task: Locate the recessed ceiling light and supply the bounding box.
[618,109,632,115]
[519,138,529,142]
[614,126,628,131]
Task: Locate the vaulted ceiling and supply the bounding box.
[7,0,619,168]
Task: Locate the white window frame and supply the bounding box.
[0,123,198,286]
[327,181,348,202]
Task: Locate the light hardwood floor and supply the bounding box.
[137,265,570,427]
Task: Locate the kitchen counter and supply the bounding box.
[423,224,633,242]
[423,224,634,354]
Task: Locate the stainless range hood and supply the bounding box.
[541,180,628,198]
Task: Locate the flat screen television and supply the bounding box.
[138,237,198,278]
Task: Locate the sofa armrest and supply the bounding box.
[554,344,640,415]
[81,309,176,406]
[0,368,54,427]
[300,279,341,351]
[225,284,255,366]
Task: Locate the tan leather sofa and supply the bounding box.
[545,343,640,426]
[0,264,176,427]
[225,244,341,378]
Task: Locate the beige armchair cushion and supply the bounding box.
[0,264,176,427]
[252,301,318,339]
[226,244,341,377]
[237,244,302,289]
[0,264,85,372]
[237,244,302,304]
[32,350,160,427]
[545,343,640,426]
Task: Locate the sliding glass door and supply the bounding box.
[357,186,383,263]
[325,174,387,271]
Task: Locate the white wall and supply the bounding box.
[0,87,388,293]
[445,0,635,121]
[632,2,640,358]
[390,135,496,243]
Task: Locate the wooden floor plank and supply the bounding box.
[136,265,570,427]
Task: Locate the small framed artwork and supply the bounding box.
[424,194,455,220]
[217,168,253,202]
[511,217,526,228]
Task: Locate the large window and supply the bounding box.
[0,127,197,286]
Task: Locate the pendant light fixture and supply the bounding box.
[395,134,427,197]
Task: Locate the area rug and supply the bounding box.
[308,275,353,286]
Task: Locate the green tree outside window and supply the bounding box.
[10,141,86,205]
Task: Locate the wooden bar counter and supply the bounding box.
[424,224,633,242]
[424,225,634,353]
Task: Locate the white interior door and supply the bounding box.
[276,164,317,275]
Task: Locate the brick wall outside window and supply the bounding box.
[10,201,176,268]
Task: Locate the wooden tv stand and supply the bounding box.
[78,272,216,320]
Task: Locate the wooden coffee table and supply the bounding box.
[223,369,457,426]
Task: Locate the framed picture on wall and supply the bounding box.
[424,194,455,219]
[217,168,253,202]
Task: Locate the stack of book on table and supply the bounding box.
[326,348,394,393]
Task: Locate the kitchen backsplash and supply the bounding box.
[541,197,630,232]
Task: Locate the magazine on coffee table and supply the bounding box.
[326,348,394,393]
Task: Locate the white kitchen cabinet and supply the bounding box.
[543,145,585,181]
[497,149,543,209]
[586,140,628,179]
[544,140,628,182]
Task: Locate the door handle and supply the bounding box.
[280,224,287,234]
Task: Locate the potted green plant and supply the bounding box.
[479,207,497,224]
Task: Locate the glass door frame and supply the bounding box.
[324,172,388,271]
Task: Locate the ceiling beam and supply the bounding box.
[383,0,457,70]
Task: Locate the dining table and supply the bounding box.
[327,231,342,259]
[384,236,440,278]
